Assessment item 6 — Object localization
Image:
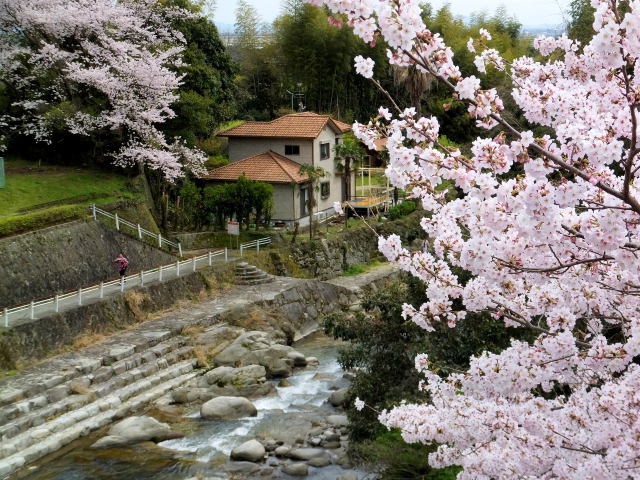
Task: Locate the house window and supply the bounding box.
[285,145,300,156]
[320,142,330,160]
[300,186,309,216]
[320,181,330,199]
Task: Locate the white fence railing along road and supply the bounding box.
[239,237,271,256]
[2,249,229,328]
[91,204,183,257]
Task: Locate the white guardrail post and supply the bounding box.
[30,301,34,320]
[92,203,97,220]
[225,247,228,262]
[120,278,125,293]
[208,251,212,266]
[176,260,180,277]
[192,257,197,272]
[55,294,60,313]
[4,308,8,328]
[137,224,142,239]
[178,243,183,257]
[140,271,144,287]
[158,233,162,248]
[159,265,163,281]
[115,213,120,231]
[99,282,104,299]
[78,287,82,306]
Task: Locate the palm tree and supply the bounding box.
[299,164,327,239]
[335,133,366,204]
[393,65,434,116]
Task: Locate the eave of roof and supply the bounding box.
[200,150,310,184]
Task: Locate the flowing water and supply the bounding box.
[17,332,365,480]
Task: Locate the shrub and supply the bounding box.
[387,201,416,220]
[0,204,86,237]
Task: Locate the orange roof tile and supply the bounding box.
[200,151,310,184]
[219,112,351,139]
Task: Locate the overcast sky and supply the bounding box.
[214,1,572,28]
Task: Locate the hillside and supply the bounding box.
[0,157,158,238]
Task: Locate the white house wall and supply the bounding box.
[314,126,343,213]
[271,183,295,221]
[228,138,314,165]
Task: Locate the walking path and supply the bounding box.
[5,250,239,327]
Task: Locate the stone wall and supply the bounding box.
[0,220,176,308]
[284,211,425,280]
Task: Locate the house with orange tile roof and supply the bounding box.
[203,112,354,226]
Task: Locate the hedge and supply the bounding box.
[0,204,86,238]
[387,200,417,220]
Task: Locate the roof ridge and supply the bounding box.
[269,150,301,182]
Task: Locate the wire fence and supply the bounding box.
[91,204,183,257]
[2,249,229,328]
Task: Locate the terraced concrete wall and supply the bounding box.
[0,220,175,309]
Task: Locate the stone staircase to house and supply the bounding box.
[0,333,201,477]
[235,262,274,286]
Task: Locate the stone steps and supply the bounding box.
[0,357,197,459]
[0,323,207,479]
[0,336,190,442]
[0,347,194,444]
[235,262,273,286]
[0,330,178,410]
[0,367,198,477]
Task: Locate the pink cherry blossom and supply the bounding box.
[305,0,640,478]
[0,0,206,179]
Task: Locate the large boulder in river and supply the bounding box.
[201,396,257,421]
[329,388,349,407]
[214,331,304,378]
[282,462,309,476]
[203,365,267,387]
[288,447,327,461]
[90,416,182,448]
[230,439,265,462]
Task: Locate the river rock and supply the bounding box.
[307,453,332,467]
[274,445,291,457]
[203,365,267,386]
[306,357,319,366]
[287,351,307,367]
[282,462,309,476]
[90,416,182,448]
[230,440,266,462]
[214,332,296,377]
[327,415,348,427]
[338,473,358,480]
[329,388,348,407]
[288,447,327,461]
[201,396,257,421]
[224,461,262,474]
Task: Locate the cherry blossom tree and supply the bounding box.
[305,0,640,478]
[0,0,207,179]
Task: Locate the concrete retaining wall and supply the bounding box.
[0,269,215,370]
[0,220,176,309]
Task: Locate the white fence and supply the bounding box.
[2,249,229,328]
[239,237,271,256]
[92,204,183,257]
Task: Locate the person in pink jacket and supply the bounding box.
[114,253,129,281]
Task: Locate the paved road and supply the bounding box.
[7,253,239,327]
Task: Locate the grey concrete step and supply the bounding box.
[0,367,198,478]
[0,330,177,410]
[0,344,193,442]
[0,359,198,462]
